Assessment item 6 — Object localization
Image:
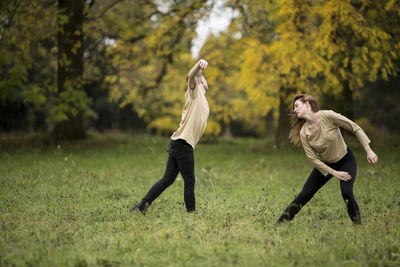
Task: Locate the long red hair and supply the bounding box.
[289,94,321,146]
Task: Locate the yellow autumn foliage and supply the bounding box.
[103,0,400,137]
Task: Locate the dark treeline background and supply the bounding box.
[1,0,399,143]
[2,77,400,135]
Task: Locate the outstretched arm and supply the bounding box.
[327,110,379,165]
[363,144,379,165]
[187,59,208,90]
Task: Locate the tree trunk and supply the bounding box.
[264,110,274,137]
[275,87,294,147]
[53,0,85,140]
[340,79,354,120]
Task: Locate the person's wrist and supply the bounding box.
[364,145,372,153]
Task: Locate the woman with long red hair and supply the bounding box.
[277,94,378,224]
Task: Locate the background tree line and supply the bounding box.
[1,0,399,144]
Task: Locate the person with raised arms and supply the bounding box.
[130,59,210,214]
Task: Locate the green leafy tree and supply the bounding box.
[52,0,90,140]
[0,0,57,130]
[1,0,94,137]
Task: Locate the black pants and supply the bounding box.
[142,139,196,212]
[278,147,361,223]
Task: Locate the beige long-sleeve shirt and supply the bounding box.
[300,110,371,176]
[171,80,209,149]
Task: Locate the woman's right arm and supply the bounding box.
[327,110,378,166]
[187,59,208,89]
[363,144,379,165]
[300,133,333,177]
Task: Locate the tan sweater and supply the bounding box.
[171,80,209,149]
[300,110,370,176]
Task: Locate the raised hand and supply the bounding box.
[198,59,208,70]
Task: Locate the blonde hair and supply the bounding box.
[289,94,320,146]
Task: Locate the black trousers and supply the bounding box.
[142,139,196,212]
[278,147,361,223]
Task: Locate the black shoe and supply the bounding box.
[130,199,149,214]
[352,211,362,225]
[276,214,288,224]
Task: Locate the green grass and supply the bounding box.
[0,133,399,266]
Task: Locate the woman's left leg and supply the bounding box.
[337,148,361,223]
[174,143,196,212]
[277,168,331,222]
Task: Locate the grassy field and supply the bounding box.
[0,133,399,266]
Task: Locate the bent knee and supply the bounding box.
[183,176,196,188]
[341,192,355,203]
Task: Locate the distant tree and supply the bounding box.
[0,0,212,138]
[52,0,89,140]
[199,34,244,136]
[228,0,400,143]
[0,0,57,131]
[228,0,287,142]
[0,0,93,138]
[313,0,400,119]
